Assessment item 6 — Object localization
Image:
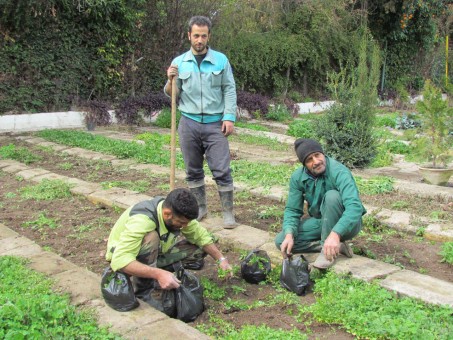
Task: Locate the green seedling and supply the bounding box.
[439,242,453,265]
[22,213,59,231]
[4,192,16,199]
[230,285,247,294]
[392,200,410,209]
[0,144,42,164]
[101,180,149,193]
[200,277,226,301]
[58,162,74,170]
[20,179,72,201]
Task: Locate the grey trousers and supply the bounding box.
[178,115,232,186]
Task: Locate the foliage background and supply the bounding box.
[0,0,451,114]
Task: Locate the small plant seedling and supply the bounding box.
[4,192,16,199]
[20,179,72,201]
[439,242,453,265]
[22,213,59,231]
[58,162,74,170]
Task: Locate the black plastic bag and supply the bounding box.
[174,266,204,322]
[136,279,176,317]
[240,250,271,284]
[101,267,139,312]
[280,255,310,296]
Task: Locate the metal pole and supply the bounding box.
[170,77,177,191]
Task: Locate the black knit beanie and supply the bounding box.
[294,138,324,165]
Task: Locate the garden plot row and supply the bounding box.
[2,137,453,339]
[35,128,453,240]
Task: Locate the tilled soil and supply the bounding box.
[0,131,452,337]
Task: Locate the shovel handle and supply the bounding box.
[170,76,177,191]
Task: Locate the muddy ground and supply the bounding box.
[0,131,452,338]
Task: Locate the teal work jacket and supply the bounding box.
[283,156,366,237]
[164,47,237,123]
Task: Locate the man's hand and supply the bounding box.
[222,120,234,136]
[156,269,181,290]
[167,65,178,80]
[280,234,294,259]
[323,231,341,261]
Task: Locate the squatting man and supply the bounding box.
[275,138,366,269]
[105,188,232,301]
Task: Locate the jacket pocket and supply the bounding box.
[179,72,193,92]
[211,70,223,87]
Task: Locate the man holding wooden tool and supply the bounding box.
[164,15,238,228]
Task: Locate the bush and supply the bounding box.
[115,92,170,125]
[375,113,398,128]
[265,104,293,122]
[154,107,181,128]
[395,113,421,130]
[81,100,112,127]
[287,120,315,138]
[237,91,269,118]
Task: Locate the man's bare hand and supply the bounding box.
[157,269,181,290]
[222,120,234,136]
[323,231,340,261]
[280,234,294,259]
[167,65,178,80]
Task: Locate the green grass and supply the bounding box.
[0,256,121,339]
[22,212,59,231]
[307,271,453,339]
[101,180,149,193]
[20,179,73,201]
[235,121,271,132]
[439,242,453,265]
[221,325,306,340]
[0,144,43,164]
[229,134,289,151]
[355,176,394,195]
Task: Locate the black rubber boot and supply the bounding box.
[218,186,238,229]
[188,182,208,221]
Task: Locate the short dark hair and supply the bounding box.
[188,16,212,33]
[163,188,198,220]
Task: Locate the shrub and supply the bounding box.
[115,92,170,125]
[154,107,181,128]
[315,33,380,168]
[236,91,269,117]
[395,113,421,130]
[81,100,112,127]
[265,104,293,122]
[375,113,397,128]
[287,119,315,138]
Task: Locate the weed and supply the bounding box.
[200,277,226,301]
[287,119,315,138]
[217,265,239,280]
[235,121,270,132]
[101,180,149,193]
[392,200,410,209]
[230,134,288,151]
[0,144,42,164]
[430,210,448,221]
[22,212,59,231]
[266,104,293,122]
[439,242,453,265]
[257,205,284,220]
[419,268,428,274]
[223,298,250,311]
[230,285,247,294]
[415,227,426,237]
[221,325,306,340]
[355,176,394,195]
[4,192,16,199]
[20,179,72,201]
[58,162,74,170]
[310,271,453,339]
[0,256,119,339]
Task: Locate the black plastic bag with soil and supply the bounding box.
[174,265,205,322]
[101,267,139,312]
[135,277,176,317]
[280,254,310,296]
[240,249,272,284]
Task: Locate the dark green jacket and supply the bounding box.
[283,156,366,237]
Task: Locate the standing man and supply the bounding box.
[275,138,366,269]
[105,188,232,301]
[164,15,238,228]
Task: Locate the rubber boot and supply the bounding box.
[188,181,208,221]
[218,185,238,229]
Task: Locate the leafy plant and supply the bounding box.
[234,121,270,132]
[22,212,59,231]
[20,179,73,201]
[415,80,453,168]
[354,176,394,195]
[439,242,453,265]
[286,119,315,138]
[395,113,421,130]
[0,144,42,164]
[80,100,112,129]
[0,256,119,339]
[309,271,453,339]
[101,180,149,193]
[154,107,181,129]
[265,104,293,122]
[237,91,270,117]
[221,325,306,340]
[200,278,226,301]
[57,162,74,170]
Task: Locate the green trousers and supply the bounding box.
[275,190,362,253]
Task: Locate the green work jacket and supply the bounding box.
[106,198,213,272]
[283,156,366,237]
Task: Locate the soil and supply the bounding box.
[1,130,452,337]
